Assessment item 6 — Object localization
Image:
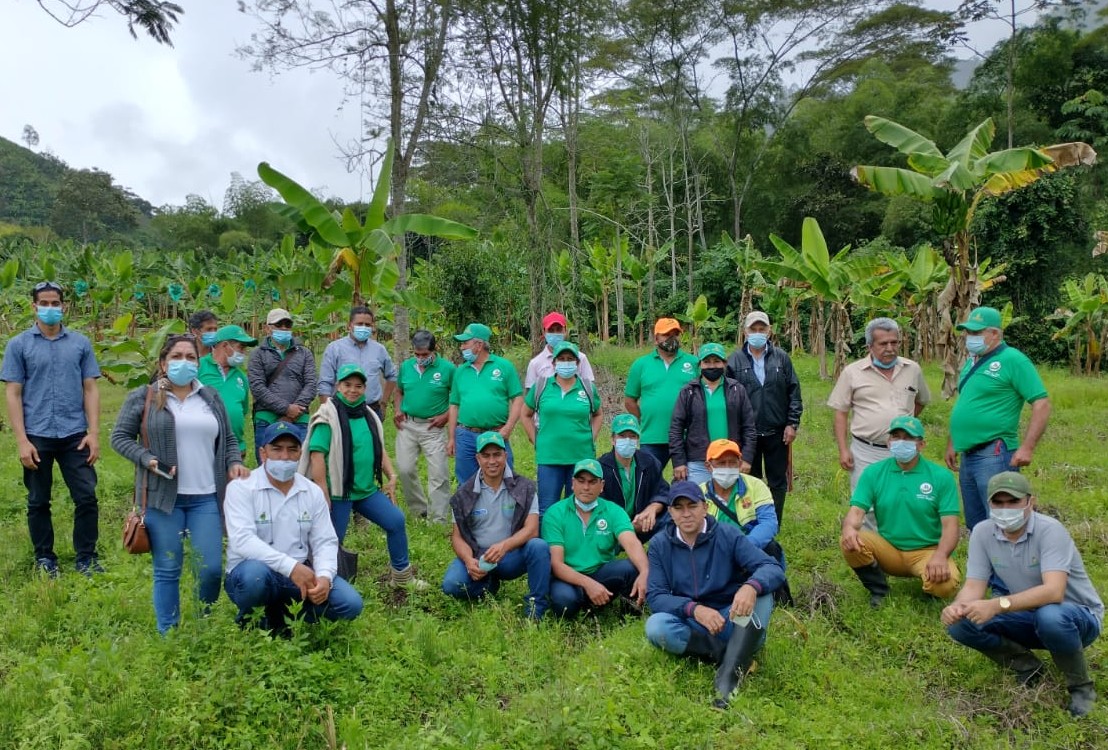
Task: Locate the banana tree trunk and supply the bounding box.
[811,302,828,380]
[832,303,851,382]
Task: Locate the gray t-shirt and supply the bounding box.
[967,512,1104,625]
[452,475,539,550]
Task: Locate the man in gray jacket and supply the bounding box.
[247,308,318,462]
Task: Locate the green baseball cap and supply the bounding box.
[573,458,604,479]
[551,341,580,360]
[988,472,1032,501]
[956,306,1002,332]
[611,413,641,435]
[476,431,506,452]
[888,415,924,439]
[454,323,492,342]
[698,342,726,362]
[337,363,367,382]
[213,324,258,345]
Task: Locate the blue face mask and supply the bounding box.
[889,439,919,463]
[575,498,599,512]
[554,361,578,379]
[615,437,638,459]
[352,325,372,342]
[462,348,478,364]
[166,359,198,386]
[545,333,564,348]
[36,306,63,326]
[965,334,987,355]
[271,330,293,346]
[227,351,246,368]
[871,356,897,370]
[746,332,768,349]
[201,331,218,347]
[265,459,299,482]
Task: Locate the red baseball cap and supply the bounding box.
[542,312,569,330]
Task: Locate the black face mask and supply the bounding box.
[659,337,679,353]
[701,367,724,382]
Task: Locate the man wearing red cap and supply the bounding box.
[524,311,596,388]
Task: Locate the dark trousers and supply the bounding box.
[24,433,99,562]
[749,431,789,524]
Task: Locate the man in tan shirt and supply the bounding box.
[827,318,930,490]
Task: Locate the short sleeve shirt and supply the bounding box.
[309,417,378,500]
[624,350,699,444]
[949,345,1047,452]
[850,456,960,550]
[542,497,634,574]
[397,356,455,419]
[198,354,250,446]
[450,353,523,429]
[524,376,600,465]
[456,475,540,550]
[827,357,930,444]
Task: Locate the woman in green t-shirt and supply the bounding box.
[522,342,602,514]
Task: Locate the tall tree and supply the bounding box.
[49,168,141,242]
[36,0,183,44]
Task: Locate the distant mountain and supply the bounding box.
[0,135,69,227]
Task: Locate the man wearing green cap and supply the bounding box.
[447,323,524,485]
[947,306,1051,533]
[199,324,257,452]
[669,342,756,486]
[943,472,1102,717]
[542,458,649,618]
[841,416,961,607]
[598,413,671,541]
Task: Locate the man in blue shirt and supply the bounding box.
[1,281,102,577]
[317,306,397,420]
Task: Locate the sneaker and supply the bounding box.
[388,565,430,591]
[76,557,105,577]
[36,557,60,579]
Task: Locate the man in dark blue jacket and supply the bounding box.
[645,480,785,707]
[598,413,670,541]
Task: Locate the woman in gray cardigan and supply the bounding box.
[112,334,249,634]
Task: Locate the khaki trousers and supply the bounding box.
[395,417,451,522]
[842,530,960,599]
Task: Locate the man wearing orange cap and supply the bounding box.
[524,311,596,388]
[624,318,699,470]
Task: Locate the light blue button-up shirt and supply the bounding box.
[317,335,397,402]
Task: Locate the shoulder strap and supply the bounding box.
[138,386,154,513]
[957,343,1008,392]
[266,348,298,386]
[534,375,600,415]
[707,488,741,525]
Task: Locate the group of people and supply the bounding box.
[2,281,1099,714]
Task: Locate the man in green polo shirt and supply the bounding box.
[624,318,699,471]
[198,324,257,452]
[392,330,456,522]
[447,322,524,485]
[946,306,1050,533]
[542,458,649,618]
[841,416,961,607]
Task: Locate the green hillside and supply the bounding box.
[0,135,69,227]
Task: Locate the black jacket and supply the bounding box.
[669,377,756,467]
[449,472,536,557]
[598,449,670,517]
[725,343,802,434]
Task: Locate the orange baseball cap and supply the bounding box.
[706,439,742,462]
[654,318,682,335]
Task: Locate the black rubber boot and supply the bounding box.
[684,628,725,665]
[851,562,890,608]
[979,637,1045,686]
[1052,650,1097,717]
[712,621,761,708]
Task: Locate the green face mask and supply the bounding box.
[336,391,366,407]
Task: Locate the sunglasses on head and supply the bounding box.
[34,281,63,293]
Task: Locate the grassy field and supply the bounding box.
[0,344,1104,749]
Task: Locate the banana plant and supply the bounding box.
[1051,273,1108,375]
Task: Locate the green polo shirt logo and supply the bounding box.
[433,372,442,381]
[920,482,933,494]
[988,362,1002,375]
[491,368,503,380]
[596,518,609,533]
[682,362,694,373]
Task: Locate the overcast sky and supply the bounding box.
[1,0,1021,209]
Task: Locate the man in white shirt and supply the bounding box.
[524,311,596,388]
[224,422,364,630]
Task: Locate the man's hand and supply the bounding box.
[693,604,726,635]
[941,602,969,627]
[925,552,951,584]
[838,448,854,472]
[962,598,1002,625]
[290,562,317,600]
[306,575,332,605]
[285,404,305,420]
[1010,445,1034,468]
[673,465,688,481]
[393,411,407,429]
[482,541,509,564]
[730,584,757,619]
[78,434,100,465]
[429,413,449,429]
[446,438,456,457]
[840,527,863,553]
[783,426,797,446]
[18,438,40,470]
[945,442,959,472]
[228,463,250,481]
[382,477,398,503]
[582,578,613,607]
[630,572,648,605]
[498,425,513,440]
[632,509,657,534]
[464,557,488,581]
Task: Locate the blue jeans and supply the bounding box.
[330,491,410,570]
[252,419,306,465]
[960,440,1016,531]
[454,428,514,485]
[550,558,639,618]
[441,538,551,620]
[639,443,670,472]
[537,464,574,515]
[947,602,1100,655]
[144,493,224,634]
[225,559,363,624]
[685,461,710,486]
[646,593,775,655]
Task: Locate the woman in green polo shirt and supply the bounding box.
[522,341,602,514]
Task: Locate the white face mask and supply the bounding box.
[991,506,1028,533]
[712,468,742,489]
[266,459,299,482]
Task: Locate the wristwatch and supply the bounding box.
[998,597,1012,611]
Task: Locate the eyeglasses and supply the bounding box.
[33,281,63,293]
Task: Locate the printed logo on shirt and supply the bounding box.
[491,368,503,381]
[1029,556,1040,568]
[596,518,609,533]
[501,502,516,518]
[682,362,693,372]
[299,511,312,525]
[989,362,1001,372]
[919,483,933,494]
[433,372,442,381]
[472,508,489,517]
[576,389,589,402]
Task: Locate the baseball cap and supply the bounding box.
[956,306,1002,332]
[888,415,924,439]
[611,413,641,435]
[654,318,682,335]
[698,342,726,362]
[988,472,1032,501]
[266,308,293,325]
[542,311,569,330]
[454,323,492,342]
[213,324,258,345]
[573,458,604,479]
[551,341,580,360]
[744,311,771,329]
[706,439,742,462]
[667,480,705,504]
[337,363,367,383]
[260,421,303,447]
[476,431,506,452]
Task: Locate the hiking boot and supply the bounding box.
[851,562,890,608]
[684,628,725,665]
[388,565,430,591]
[713,620,761,708]
[36,557,59,579]
[980,638,1045,687]
[1052,649,1097,717]
[76,557,105,577]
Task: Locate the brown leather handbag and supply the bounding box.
[123,387,155,554]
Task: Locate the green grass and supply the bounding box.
[0,348,1104,749]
